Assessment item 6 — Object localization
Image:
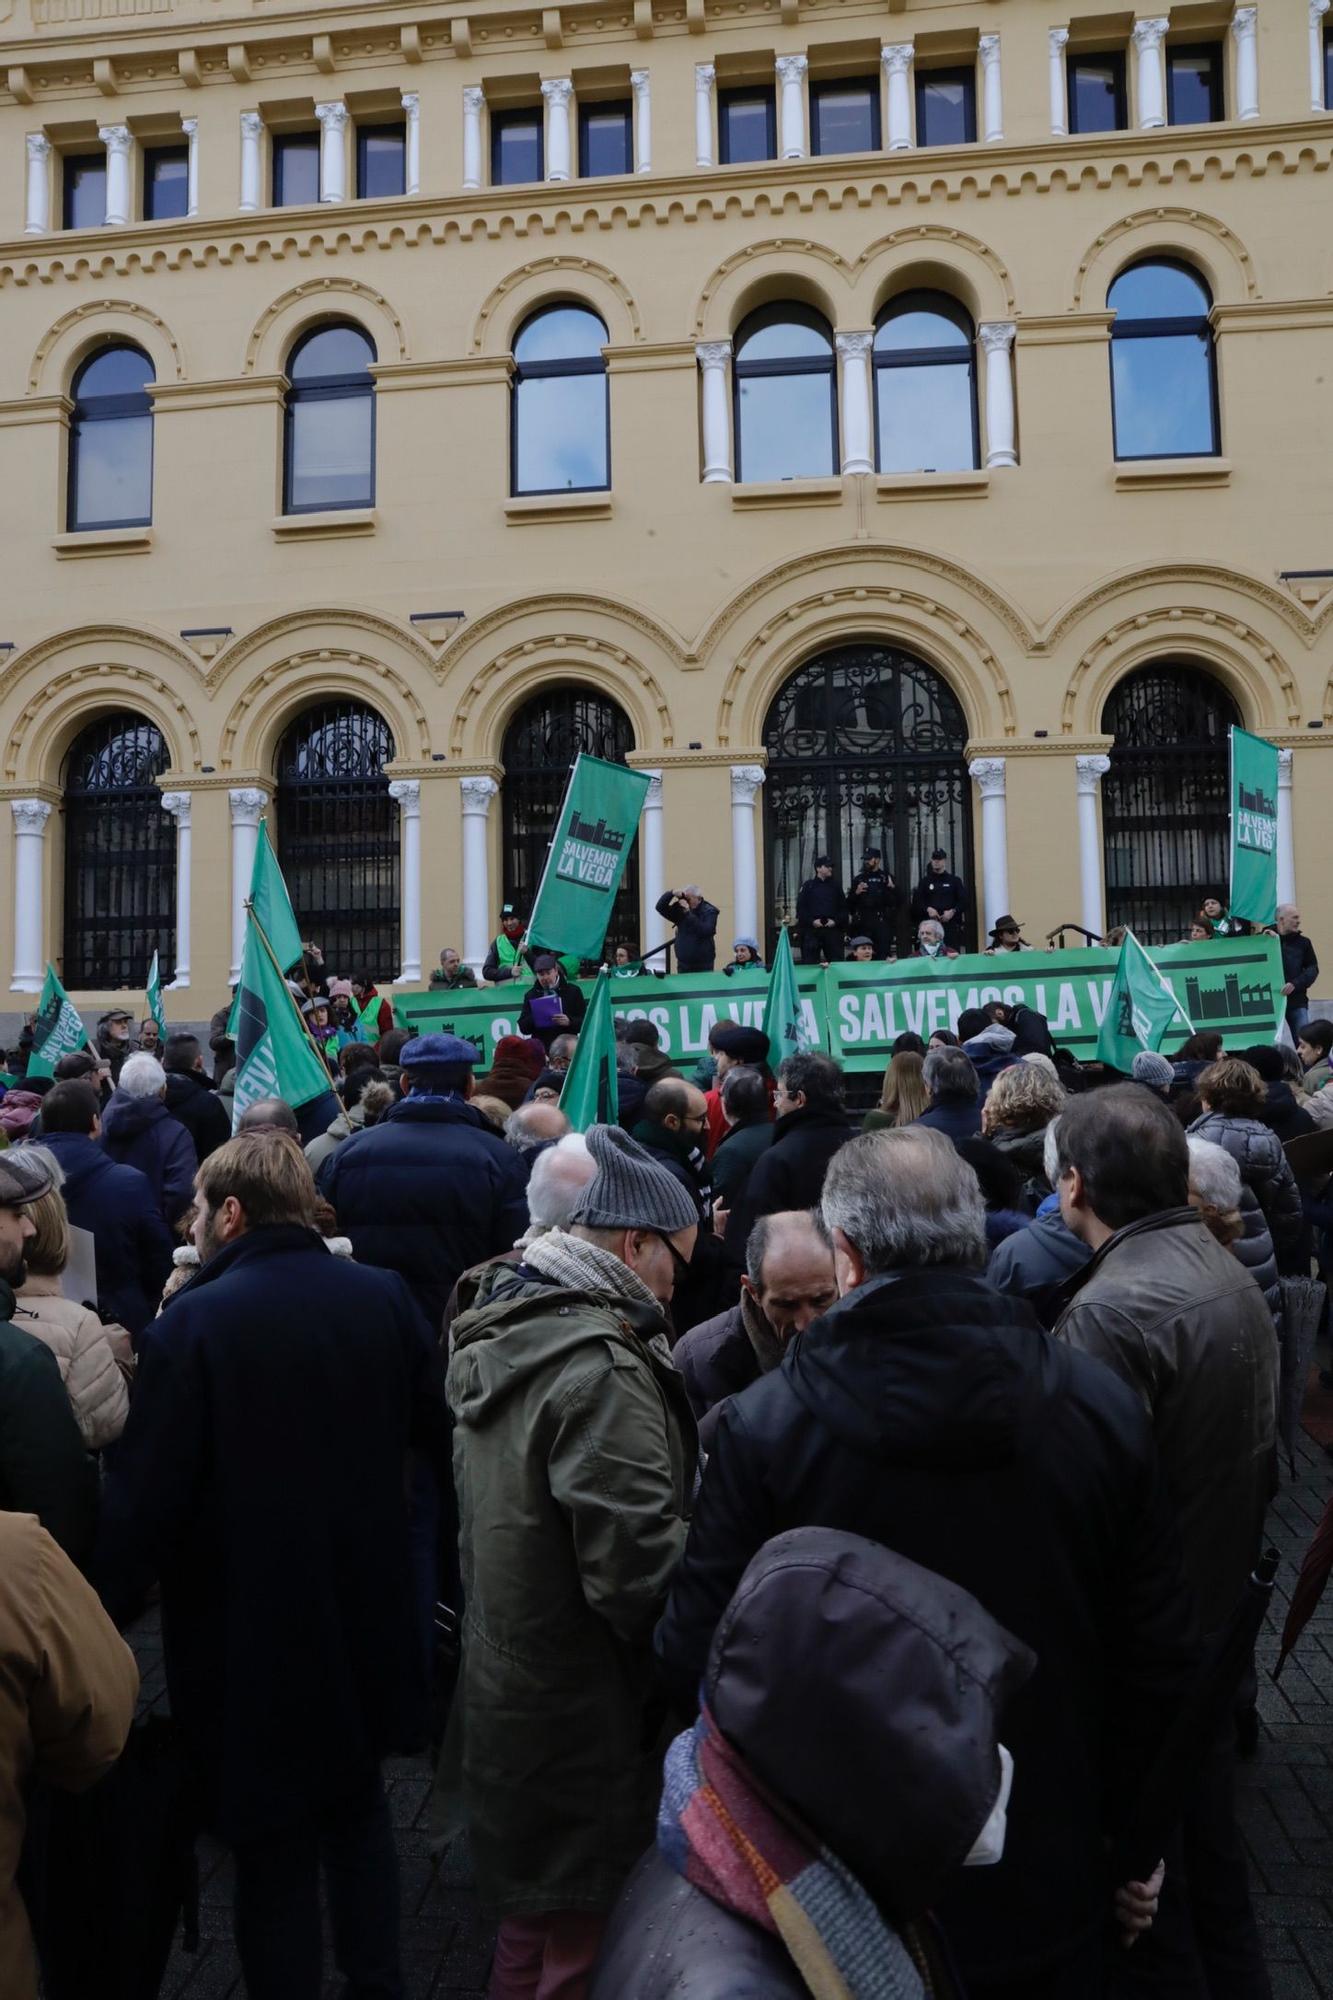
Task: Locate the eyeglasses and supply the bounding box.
[652,1231,691,1283]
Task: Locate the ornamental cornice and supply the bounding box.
[966,738,1114,760]
[217,646,432,763]
[200,604,439,691]
[441,590,688,685]
[243,275,408,371]
[470,254,642,352]
[446,626,677,757]
[1073,206,1258,309]
[28,297,184,392]
[1040,561,1324,656]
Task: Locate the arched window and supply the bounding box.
[62,712,175,989]
[283,322,377,514]
[1108,259,1218,460]
[873,292,978,474]
[276,701,399,977]
[733,304,838,483]
[762,642,974,959]
[502,687,638,954]
[1101,663,1239,944]
[511,305,610,495]
[67,344,155,532]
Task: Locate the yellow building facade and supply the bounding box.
[0,0,1330,1012]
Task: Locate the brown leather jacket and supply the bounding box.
[1055,1207,1277,1637]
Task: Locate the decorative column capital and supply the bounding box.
[161,790,193,826]
[1132,16,1168,51]
[180,116,198,138]
[978,321,1016,355]
[400,91,420,116]
[98,123,132,154]
[1231,4,1258,41]
[1075,754,1111,794]
[315,100,349,130]
[835,329,874,359]
[228,786,267,826]
[978,32,1001,67]
[26,132,51,161]
[10,798,51,834]
[730,764,766,806]
[775,53,808,82]
[695,62,716,90]
[1049,26,1070,52]
[1314,0,1331,23]
[881,42,914,75]
[1278,747,1294,781]
[641,768,663,807]
[463,85,486,113]
[240,111,265,139]
[968,757,1007,798]
[541,77,574,105]
[696,339,732,370]
[631,68,651,94]
[388,778,421,814]
[460,774,499,816]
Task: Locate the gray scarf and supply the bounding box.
[523,1229,664,1320]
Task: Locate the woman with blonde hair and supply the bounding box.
[863,1050,927,1132]
[12,1156,131,1452]
[981,1061,1067,1197]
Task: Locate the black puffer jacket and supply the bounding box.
[164,1067,232,1164]
[1188,1110,1305,1274]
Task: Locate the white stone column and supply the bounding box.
[968,758,1009,935]
[695,64,716,168]
[979,322,1017,469]
[631,69,652,173]
[316,101,348,203]
[1049,28,1070,136]
[228,787,267,985]
[542,79,573,182]
[1133,18,1168,130]
[1277,750,1296,908]
[696,341,734,483]
[882,44,915,151]
[388,780,422,981]
[460,777,499,973]
[161,792,192,989]
[836,331,874,476]
[10,800,50,994]
[401,92,421,195]
[1231,6,1259,121]
[239,112,264,212]
[640,771,668,956]
[99,124,131,227]
[462,87,485,189]
[776,54,808,160]
[979,34,1004,142]
[1075,756,1110,939]
[730,767,765,946]
[1312,0,1331,113]
[181,116,199,217]
[24,134,51,235]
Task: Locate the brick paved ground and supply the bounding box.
[126,1423,1333,1999]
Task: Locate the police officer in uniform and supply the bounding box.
[846,849,897,959]
[795,855,843,964]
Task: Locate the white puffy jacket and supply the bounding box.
[13,1274,131,1452]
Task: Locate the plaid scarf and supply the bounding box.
[658,1706,927,2000]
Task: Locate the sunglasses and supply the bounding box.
[652,1231,691,1283]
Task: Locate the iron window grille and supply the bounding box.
[62,713,175,990]
[275,701,400,980]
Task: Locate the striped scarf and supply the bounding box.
[658,1706,927,2000]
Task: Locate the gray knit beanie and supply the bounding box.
[1131,1049,1175,1089]
[569,1124,699,1236]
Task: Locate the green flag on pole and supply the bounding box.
[1096,930,1194,1073]
[527,754,652,963]
[147,952,168,1042]
[232,911,337,1130]
[762,927,815,1065]
[27,966,90,1080]
[558,970,620,1131]
[250,818,304,978]
[1228,725,1280,928]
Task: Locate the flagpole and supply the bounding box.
[523,752,583,957]
[244,899,347,1115]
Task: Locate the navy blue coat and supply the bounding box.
[915,1098,983,1143]
[99,1089,197,1226]
[40,1130,175,1337]
[318,1093,530,1324]
[95,1226,447,1843]
[656,893,719,973]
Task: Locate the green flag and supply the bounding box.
[1228,726,1280,928]
[528,754,651,963]
[146,952,168,1042]
[250,819,304,977]
[558,971,619,1131]
[232,912,336,1131]
[762,927,815,1064]
[27,966,90,1080]
[1096,930,1194,1072]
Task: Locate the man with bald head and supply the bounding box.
[235,1097,300,1135]
[505,1101,571,1161]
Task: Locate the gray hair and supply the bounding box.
[922,1046,979,1104]
[917,919,944,944]
[526,1132,595,1231]
[1042,1119,1061,1190]
[8,1143,64,1193]
[119,1051,167,1099]
[821,1129,987,1274]
[506,1100,570,1156]
[745,1207,832,1286]
[1186,1135,1244,1215]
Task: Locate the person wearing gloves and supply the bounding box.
[655,887,720,974]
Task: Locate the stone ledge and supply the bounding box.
[270,507,377,541]
[1113,457,1232,493]
[52,525,152,558]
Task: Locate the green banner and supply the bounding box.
[27,965,91,1080]
[762,927,816,1062]
[1229,726,1280,928]
[399,936,1284,1074]
[232,911,337,1128]
[1096,931,1193,1071]
[527,753,651,962]
[559,970,619,1130]
[146,952,168,1042]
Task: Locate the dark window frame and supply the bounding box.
[1165,40,1224,125]
[276,701,400,982]
[67,343,155,533]
[577,98,633,178]
[272,129,321,208]
[872,291,979,474]
[61,151,107,231]
[355,121,407,200]
[143,143,189,222]
[913,63,978,147]
[509,302,611,498]
[718,84,777,164]
[491,107,544,186]
[62,712,176,991]
[282,322,377,515]
[1066,48,1128,134]
[732,302,839,484]
[1108,257,1220,463]
[809,76,882,157]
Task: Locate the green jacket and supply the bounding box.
[1302,1056,1332,1098]
[444,1258,697,1917]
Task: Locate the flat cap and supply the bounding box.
[532,953,559,973]
[0,1144,57,1208]
[848,935,874,950]
[400,1033,481,1068]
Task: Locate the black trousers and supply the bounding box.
[967,1936,1108,2000]
[800,928,840,963]
[231,1774,402,2000]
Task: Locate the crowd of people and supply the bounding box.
[1,911,1329,2000]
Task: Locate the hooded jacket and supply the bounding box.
[163,1066,232,1165]
[302,1099,367,1177]
[36,1131,174,1338]
[1187,1109,1305,1273]
[98,1089,197,1226]
[443,1246,697,1916]
[655,1268,1198,1985]
[986,1203,1092,1325]
[1256,1080,1316,1147]
[13,1273,130,1453]
[960,1024,1017,1098]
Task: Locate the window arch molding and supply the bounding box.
[475,263,640,356]
[281,320,377,514]
[1072,208,1255,312]
[242,281,407,378]
[28,302,183,400]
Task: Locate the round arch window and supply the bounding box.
[283,323,377,514]
[68,344,155,531]
[275,701,399,978]
[1108,259,1218,461]
[733,304,838,484]
[511,304,610,496]
[501,686,637,953]
[873,292,978,474]
[62,711,174,989]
